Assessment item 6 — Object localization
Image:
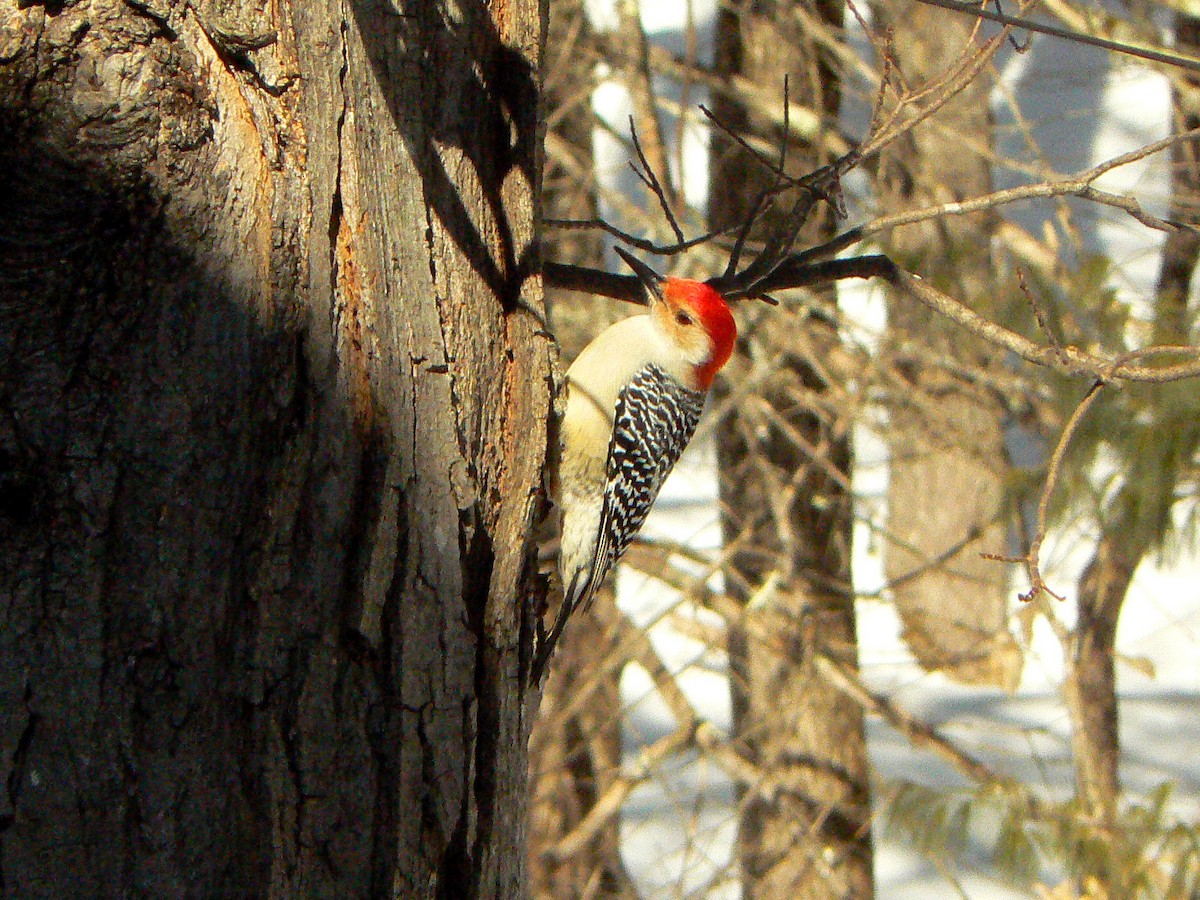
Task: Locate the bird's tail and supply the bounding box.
[532,565,598,683]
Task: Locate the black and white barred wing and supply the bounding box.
[583,365,705,608]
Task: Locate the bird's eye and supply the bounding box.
[675,311,694,326]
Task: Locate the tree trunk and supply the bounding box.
[1063,539,1131,833]
[0,1,548,896]
[873,0,1020,690]
[709,2,874,896]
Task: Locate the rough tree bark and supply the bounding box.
[873,0,1020,690]
[0,1,548,896]
[709,2,874,896]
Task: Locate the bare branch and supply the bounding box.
[543,261,644,304]
[616,0,679,212]
[983,380,1106,604]
[861,128,1200,238]
[628,118,686,244]
[1017,269,1071,369]
[544,217,731,255]
[700,102,785,182]
[917,0,1200,73]
[889,267,1200,384]
[545,720,698,863]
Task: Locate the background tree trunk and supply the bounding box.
[709,2,875,896]
[873,0,1020,690]
[0,1,548,896]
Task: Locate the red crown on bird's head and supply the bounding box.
[663,278,736,389]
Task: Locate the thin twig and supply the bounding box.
[544,217,730,255]
[700,103,785,182]
[545,721,698,862]
[916,0,1200,74]
[888,266,1200,384]
[992,345,1200,603]
[861,132,1200,238]
[629,118,686,244]
[1018,269,1069,367]
[1016,380,1106,603]
[723,188,771,280]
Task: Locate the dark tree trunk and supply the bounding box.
[0,1,548,896]
[709,2,874,896]
[872,0,1019,690]
[1064,539,1132,833]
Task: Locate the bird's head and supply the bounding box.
[614,247,737,390]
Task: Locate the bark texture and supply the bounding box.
[0,0,549,896]
[709,2,874,896]
[874,0,1021,690]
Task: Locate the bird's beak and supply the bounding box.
[614,246,664,305]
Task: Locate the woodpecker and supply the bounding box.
[534,248,737,678]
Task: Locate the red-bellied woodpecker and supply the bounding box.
[534,248,737,678]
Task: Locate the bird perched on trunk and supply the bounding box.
[534,248,737,680]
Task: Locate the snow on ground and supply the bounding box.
[616,427,1200,897]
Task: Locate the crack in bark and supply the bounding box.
[328,13,349,345]
[279,645,308,889]
[0,679,35,837]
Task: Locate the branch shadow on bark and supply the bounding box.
[348,0,542,311]
[342,1,553,893]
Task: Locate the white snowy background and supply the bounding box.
[574,1,1198,895]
